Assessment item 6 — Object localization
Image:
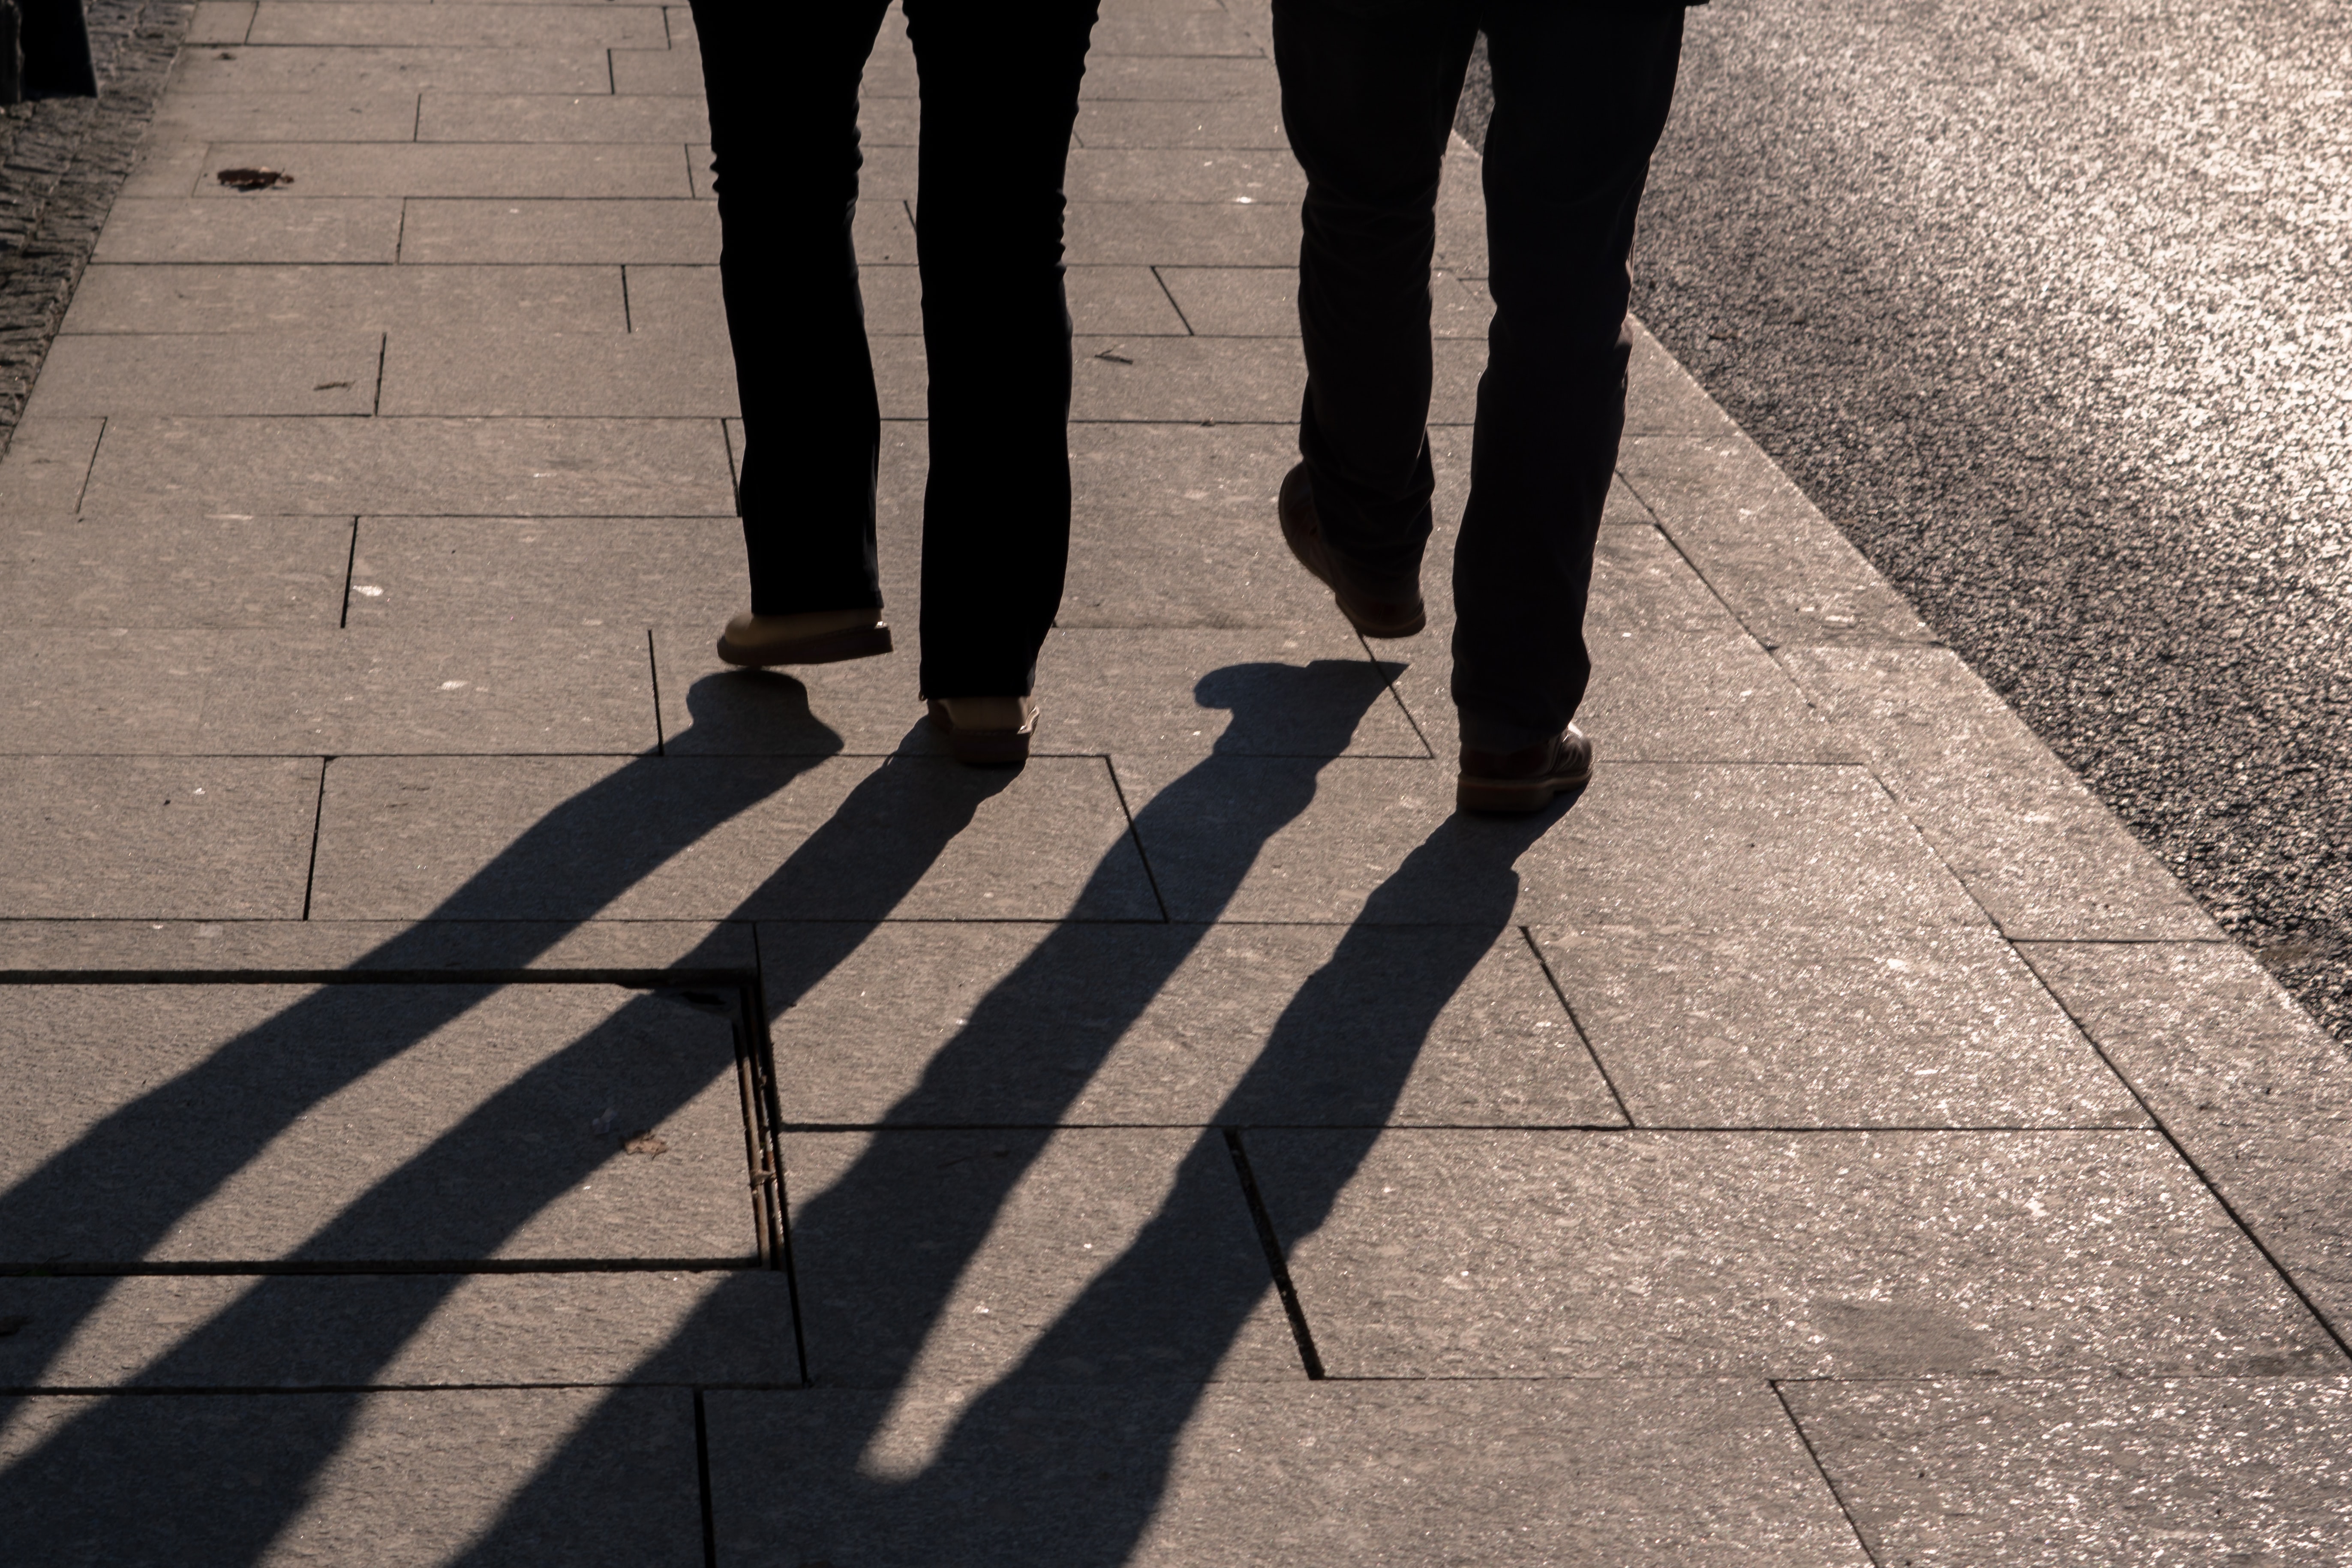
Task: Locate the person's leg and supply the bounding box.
[1272,0,1479,594]
[901,0,1100,700]
[691,0,891,618]
[1450,4,1685,753]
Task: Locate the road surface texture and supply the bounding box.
[1466,0,2352,1042]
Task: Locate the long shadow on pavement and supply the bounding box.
[0,661,1415,1565]
[449,732,1561,1564]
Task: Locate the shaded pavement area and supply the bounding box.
[3,2,2351,1562]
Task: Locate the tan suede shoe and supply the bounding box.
[1456,724,1593,813]
[715,609,892,667]
[925,695,1040,766]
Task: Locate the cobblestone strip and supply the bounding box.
[0,0,190,459]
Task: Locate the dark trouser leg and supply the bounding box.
[1272,0,1479,589]
[1451,5,1684,750]
[903,0,1099,698]
[690,0,891,615]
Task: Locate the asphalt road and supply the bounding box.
[1463,1,2352,1041]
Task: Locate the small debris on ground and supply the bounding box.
[216,167,293,191]
[623,1132,669,1157]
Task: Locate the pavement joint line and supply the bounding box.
[693,1387,719,1568]
[2013,943,2352,1361]
[335,514,360,627]
[1100,751,1174,922]
[1223,1128,1324,1380]
[1769,1378,1880,1564]
[647,627,668,754]
[297,756,331,921]
[1517,924,1634,1126]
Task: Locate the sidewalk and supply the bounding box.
[3,1,2351,1562]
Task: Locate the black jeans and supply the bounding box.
[689,0,1098,698]
[1273,0,1685,750]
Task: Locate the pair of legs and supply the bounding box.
[689,0,1098,703]
[1272,0,1686,756]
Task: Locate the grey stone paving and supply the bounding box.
[0,1,2344,1562]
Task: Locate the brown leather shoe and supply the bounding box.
[1277,463,1426,638]
[1456,724,1593,813]
[716,609,893,668]
[926,695,1039,766]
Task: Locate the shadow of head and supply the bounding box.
[1193,659,1395,757]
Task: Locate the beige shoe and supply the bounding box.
[1456,724,1593,813]
[716,609,892,667]
[926,695,1040,766]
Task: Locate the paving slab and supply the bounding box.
[708,1379,1868,1567]
[187,0,253,46]
[1783,645,2216,940]
[1385,526,1856,763]
[1072,53,1281,99]
[117,138,208,198]
[0,917,755,980]
[1063,146,1303,204]
[1,1270,797,1389]
[1087,11,1261,55]
[24,332,383,418]
[2021,940,2352,1339]
[1535,925,2142,1129]
[1618,435,1939,651]
[655,628,1422,759]
[1069,334,1306,422]
[306,755,1160,922]
[0,1389,702,1568]
[0,756,321,919]
[60,262,627,334]
[249,2,668,50]
[1249,1128,2346,1379]
[1060,422,1337,628]
[607,44,707,96]
[0,517,354,628]
[0,627,658,756]
[418,93,711,144]
[782,1128,1299,1386]
[149,92,421,143]
[0,982,757,1266]
[763,919,1614,1127]
[347,515,739,626]
[0,417,104,512]
[91,197,406,264]
[169,45,617,96]
[1625,317,1751,439]
[1066,200,1298,266]
[1784,1376,2352,1567]
[1118,759,1986,928]
[398,196,721,264]
[1072,99,1289,148]
[189,142,694,199]
[378,327,735,417]
[79,415,736,518]
[617,262,724,332]
[851,264,1189,339]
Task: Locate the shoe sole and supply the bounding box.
[1278,468,1427,639]
[715,624,894,668]
[925,700,1035,766]
[1455,765,1592,814]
